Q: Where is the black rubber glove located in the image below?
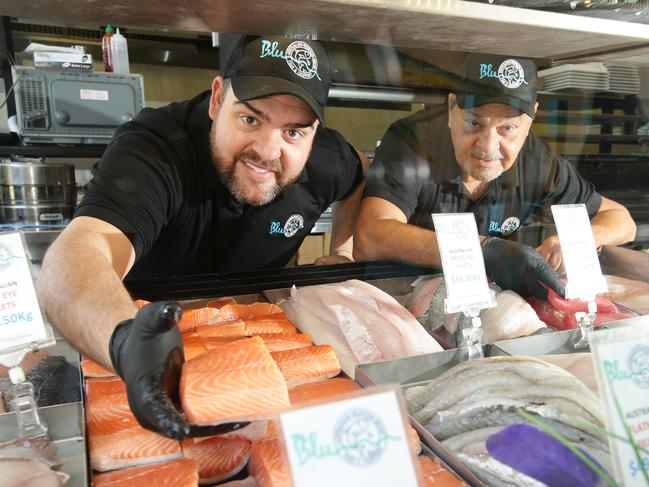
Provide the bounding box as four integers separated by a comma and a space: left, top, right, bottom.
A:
109, 301, 190, 440
482, 237, 565, 300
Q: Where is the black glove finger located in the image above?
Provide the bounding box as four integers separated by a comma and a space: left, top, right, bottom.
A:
131, 376, 191, 440
188, 422, 251, 438
535, 262, 566, 298
528, 278, 549, 301
136, 301, 183, 334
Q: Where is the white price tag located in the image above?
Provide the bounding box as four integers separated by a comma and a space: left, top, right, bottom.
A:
432, 213, 494, 313
590, 323, 649, 485
0, 232, 49, 353
551, 204, 607, 300
279, 387, 419, 487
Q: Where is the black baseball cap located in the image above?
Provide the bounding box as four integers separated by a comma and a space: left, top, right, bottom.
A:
455, 53, 538, 118
220, 34, 331, 125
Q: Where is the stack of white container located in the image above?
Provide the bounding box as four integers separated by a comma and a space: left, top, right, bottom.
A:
538, 62, 640, 95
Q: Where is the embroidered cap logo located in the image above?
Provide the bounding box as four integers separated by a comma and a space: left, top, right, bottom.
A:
285, 41, 321, 81
497, 59, 527, 89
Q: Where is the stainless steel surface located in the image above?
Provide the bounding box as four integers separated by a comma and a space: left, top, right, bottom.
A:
329, 86, 446, 105
491, 327, 594, 356
4, 0, 649, 60
356, 345, 507, 387
0, 161, 76, 226
413, 418, 486, 487
0, 162, 76, 186
0, 402, 87, 487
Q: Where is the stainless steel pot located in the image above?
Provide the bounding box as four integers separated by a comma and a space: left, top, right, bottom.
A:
0, 160, 76, 225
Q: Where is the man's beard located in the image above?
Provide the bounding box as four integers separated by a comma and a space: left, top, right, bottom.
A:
462, 150, 504, 182
210, 127, 299, 206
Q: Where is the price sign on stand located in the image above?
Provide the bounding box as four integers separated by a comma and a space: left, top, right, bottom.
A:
590, 323, 649, 486
551, 204, 607, 300
0, 232, 52, 362
432, 213, 495, 313
279, 386, 419, 487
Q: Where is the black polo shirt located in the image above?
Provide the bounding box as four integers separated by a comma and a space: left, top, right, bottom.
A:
75, 91, 363, 279
364, 106, 601, 239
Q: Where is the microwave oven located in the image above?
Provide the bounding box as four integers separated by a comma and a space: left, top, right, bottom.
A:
11, 66, 145, 144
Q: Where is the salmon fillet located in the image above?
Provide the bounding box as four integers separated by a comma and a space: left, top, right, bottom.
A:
256, 333, 312, 352
86, 389, 138, 436
249, 439, 292, 487
80, 357, 115, 378
133, 299, 149, 309
418, 455, 467, 486
180, 336, 291, 425
217, 303, 284, 321
181, 436, 250, 484
202, 336, 247, 350
195, 320, 247, 338
206, 297, 237, 308
287, 377, 358, 406
244, 317, 296, 335
182, 333, 208, 360
89, 425, 182, 472
85, 376, 125, 397
271, 345, 341, 387
92, 458, 199, 486
178, 307, 243, 333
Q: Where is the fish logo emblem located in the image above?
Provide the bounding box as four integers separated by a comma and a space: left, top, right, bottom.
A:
0, 243, 15, 271
498, 59, 527, 89
283, 214, 304, 238
285, 41, 320, 81
334, 408, 387, 467
500, 216, 521, 236
628, 344, 649, 389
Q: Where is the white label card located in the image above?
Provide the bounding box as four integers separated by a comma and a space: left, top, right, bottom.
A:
432, 213, 493, 313
551, 204, 607, 300
80, 89, 109, 101
590, 324, 649, 485
0, 232, 48, 351
279, 387, 419, 487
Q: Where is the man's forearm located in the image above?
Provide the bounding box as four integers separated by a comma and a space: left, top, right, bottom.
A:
36, 235, 137, 370
354, 218, 443, 268
328, 181, 365, 259
591, 209, 637, 248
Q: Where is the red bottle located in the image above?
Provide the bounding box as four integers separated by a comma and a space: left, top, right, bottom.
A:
102, 24, 114, 72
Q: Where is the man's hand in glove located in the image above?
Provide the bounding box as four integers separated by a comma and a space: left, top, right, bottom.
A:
109, 301, 190, 439
482, 237, 565, 300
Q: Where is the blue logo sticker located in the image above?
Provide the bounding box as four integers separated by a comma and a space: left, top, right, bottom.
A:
260, 40, 321, 81
269, 214, 304, 238
334, 408, 390, 467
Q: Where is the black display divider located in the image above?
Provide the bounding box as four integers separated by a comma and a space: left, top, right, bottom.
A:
124, 261, 438, 301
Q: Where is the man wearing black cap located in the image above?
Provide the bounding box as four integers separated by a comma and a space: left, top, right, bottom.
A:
354, 53, 636, 299
36, 35, 368, 439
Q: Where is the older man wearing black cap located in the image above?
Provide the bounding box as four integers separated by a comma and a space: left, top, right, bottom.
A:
36, 34, 368, 439
354, 53, 636, 299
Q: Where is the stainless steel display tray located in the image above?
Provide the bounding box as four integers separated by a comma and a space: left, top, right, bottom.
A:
0, 402, 87, 487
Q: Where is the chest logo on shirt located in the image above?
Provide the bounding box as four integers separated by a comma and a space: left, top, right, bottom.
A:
489, 216, 520, 236
269, 214, 305, 238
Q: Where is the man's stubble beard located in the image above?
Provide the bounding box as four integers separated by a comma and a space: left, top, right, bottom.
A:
210, 124, 302, 206
461, 150, 504, 182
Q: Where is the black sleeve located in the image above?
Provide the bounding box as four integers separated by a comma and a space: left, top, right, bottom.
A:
544, 153, 602, 217
314, 127, 363, 201
363, 123, 426, 219
74, 128, 183, 260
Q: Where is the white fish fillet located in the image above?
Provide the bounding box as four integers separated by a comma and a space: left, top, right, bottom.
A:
1, 459, 69, 487
481, 291, 547, 342
282, 280, 443, 376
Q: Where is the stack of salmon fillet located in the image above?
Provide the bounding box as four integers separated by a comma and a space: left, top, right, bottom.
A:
82, 298, 464, 486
